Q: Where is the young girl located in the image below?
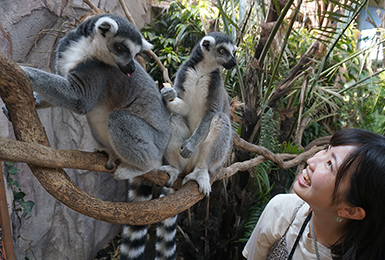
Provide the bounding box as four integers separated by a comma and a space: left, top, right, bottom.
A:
242, 128, 385, 260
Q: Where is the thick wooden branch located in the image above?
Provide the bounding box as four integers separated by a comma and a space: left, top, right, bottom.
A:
0, 136, 114, 173
0, 135, 181, 189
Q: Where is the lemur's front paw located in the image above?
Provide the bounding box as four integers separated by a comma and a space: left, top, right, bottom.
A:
159, 165, 180, 187
161, 87, 177, 102
180, 140, 194, 158
182, 169, 211, 196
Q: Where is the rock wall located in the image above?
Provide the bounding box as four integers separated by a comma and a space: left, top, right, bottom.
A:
0, 0, 152, 259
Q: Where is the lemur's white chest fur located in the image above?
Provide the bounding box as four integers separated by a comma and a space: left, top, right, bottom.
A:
57, 35, 114, 76
182, 62, 216, 131
86, 105, 112, 148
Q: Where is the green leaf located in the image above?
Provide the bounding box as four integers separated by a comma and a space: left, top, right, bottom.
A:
7, 177, 21, 189
8, 166, 20, 175
20, 200, 35, 217
13, 191, 26, 201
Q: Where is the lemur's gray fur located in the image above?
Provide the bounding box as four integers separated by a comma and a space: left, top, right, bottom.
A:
160, 32, 237, 196
20, 14, 170, 180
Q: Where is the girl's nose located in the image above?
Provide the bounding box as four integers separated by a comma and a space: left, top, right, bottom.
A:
306, 150, 324, 167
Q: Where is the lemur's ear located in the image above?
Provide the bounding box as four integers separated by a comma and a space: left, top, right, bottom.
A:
141, 38, 153, 51
95, 17, 118, 37
201, 35, 215, 51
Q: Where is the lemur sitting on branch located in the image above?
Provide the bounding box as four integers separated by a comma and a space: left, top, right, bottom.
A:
160, 31, 238, 196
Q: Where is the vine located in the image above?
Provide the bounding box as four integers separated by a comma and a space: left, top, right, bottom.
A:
4, 162, 34, 219
4, 162, 36, 260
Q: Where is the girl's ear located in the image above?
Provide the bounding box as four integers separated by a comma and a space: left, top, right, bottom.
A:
339, 206, 366, 220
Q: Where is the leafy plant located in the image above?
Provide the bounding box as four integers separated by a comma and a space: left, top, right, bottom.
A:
5, 162, 35, 218
141, 1, 205, 83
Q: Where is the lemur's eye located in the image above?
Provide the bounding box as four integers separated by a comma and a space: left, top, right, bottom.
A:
219, 48, 225, 54
117, 46, 124, 52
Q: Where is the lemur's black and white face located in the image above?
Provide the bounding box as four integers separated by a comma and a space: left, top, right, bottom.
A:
200, 34, 238, 70
93, 15, 153, 75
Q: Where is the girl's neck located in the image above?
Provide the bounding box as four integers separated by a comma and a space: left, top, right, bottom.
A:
309, 208, 347, 247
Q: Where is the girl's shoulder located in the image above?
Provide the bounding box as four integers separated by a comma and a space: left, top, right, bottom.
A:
269, 193, 305, 207
267, 193, 308, 218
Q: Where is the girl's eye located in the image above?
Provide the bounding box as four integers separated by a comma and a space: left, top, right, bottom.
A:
327, 160, 332, 168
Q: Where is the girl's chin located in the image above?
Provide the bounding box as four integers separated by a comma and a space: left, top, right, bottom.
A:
293, 184, 307, 201
293, 180, 307, 195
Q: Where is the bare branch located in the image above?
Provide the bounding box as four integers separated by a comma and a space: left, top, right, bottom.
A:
233, 133, 285, 167
0, 136, 114, 173
82, 0, 104, 14
118, 0, 137, 27
147, 51, 173, 85
214, 144, 325, 182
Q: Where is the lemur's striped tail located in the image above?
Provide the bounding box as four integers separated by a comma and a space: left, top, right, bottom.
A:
120, 178, 153, 260
155, 187, 177, 260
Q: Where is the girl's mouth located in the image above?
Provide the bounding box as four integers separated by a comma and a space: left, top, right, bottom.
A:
299, 169, 311, 187
302, 169, 311, 185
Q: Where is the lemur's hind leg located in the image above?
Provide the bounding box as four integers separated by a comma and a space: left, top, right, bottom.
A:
160, 116, 190, 187
155, 187, 177, 260
182, 113, 232, 196
107, 110, 165, 179
120, 178, 153, 260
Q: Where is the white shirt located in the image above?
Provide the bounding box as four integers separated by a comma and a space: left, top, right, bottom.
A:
243, 193, 332, 260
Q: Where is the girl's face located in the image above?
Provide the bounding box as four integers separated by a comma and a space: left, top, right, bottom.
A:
294, 145, 356, 212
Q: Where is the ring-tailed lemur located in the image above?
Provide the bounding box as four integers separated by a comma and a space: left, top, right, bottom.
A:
20, 14, 170, 178
13, 14, 176, 260
160, 32, 237, 196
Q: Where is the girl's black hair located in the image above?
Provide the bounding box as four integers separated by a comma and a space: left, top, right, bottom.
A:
329, 128, 385, 260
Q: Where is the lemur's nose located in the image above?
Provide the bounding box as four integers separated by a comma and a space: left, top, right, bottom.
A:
126, 61, 136, 74
119, 60, 136, 75
223, 57, 237, 70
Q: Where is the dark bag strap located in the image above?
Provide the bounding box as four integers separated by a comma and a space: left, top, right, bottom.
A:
287, 211, 313, 260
